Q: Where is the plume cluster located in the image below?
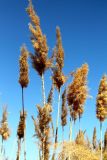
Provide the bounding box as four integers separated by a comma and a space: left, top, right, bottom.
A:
67, 64, 89, 120
32, 103, 52, 160
19, 45, 29, 88
96, 75, 107, 122
0, 107, 10, 140
26, 1, 53, 76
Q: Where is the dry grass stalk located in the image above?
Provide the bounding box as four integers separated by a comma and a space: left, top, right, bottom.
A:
93, 127, 97, 150
96, 75, 107, 160
0, 107, 10, 158
52, 28, 66, 146
47, 84, 54, 136
32, 103, 52, 160
26, 1, 54, 106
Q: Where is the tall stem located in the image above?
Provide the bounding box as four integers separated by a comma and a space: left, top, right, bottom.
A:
24, 132, 26, 160
55, 89, 61, 143
100, 122, 103, 160
16, 139, 21, 160
22, 87, 24, 116
41, 74, 46, 106
69, 117, 72, 142
79, 115, 81, 132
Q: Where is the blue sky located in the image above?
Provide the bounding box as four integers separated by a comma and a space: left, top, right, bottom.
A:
0, 0, 107, 159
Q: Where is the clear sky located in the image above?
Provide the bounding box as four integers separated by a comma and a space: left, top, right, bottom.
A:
0, 0, 107, 159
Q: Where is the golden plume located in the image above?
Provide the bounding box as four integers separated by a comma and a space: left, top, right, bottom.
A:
0, 107, 10, 141
67, 64, 89, 119
26, 1, 53, 76
17, 111, 27, 140
19, 45, 29, 88
96, 75, 107, 122
32, 103, 52, 160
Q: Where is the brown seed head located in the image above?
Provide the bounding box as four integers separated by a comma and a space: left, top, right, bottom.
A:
27, 1, 53, 76
0, 107, 10, 140
19, 45, 29, 88
96, 75, 107, 122
67, 64, 89, 119
56, 27, 64, 70
17, 111, 27, 139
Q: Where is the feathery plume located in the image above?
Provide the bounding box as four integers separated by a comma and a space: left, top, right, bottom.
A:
32, 103, 52, 160
67, 64, 89, 120
17, 111, 27, 140
26, 1, 53, 76
19, 45, 29, 88
96, 75, 107, 122
96, 75, 107, 160
0, 107, 10, 141
56, 27, 64, 71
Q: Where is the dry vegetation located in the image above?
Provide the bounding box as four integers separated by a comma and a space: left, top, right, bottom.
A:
0, 1, 107, 160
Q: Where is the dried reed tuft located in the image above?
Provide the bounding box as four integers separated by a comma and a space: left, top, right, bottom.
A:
32, 103, 52, 160
52, 67, 66, 91
67, 64, 89, 120
96, 75, 107, 160
56, 27, 64, 71
17, 111, 27, 140
0, 107, 10, 141
19, 45, 29, 88
96, 75, 107, 122
16, 111, 27, 160
26, 1, 53, 76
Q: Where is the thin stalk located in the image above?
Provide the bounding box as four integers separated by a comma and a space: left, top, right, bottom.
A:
79, 115, 81, 132
55, 89, 61, 144
100, 122, 103, 160
17, 139, 21, 160
22, 87, 24, 116
24, 131, 26, 160
41, 74, 46, 106
21, 87, 26, 160
69, 117, 72, 142
62, 127, 64, 143
1, 137, 3, 156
